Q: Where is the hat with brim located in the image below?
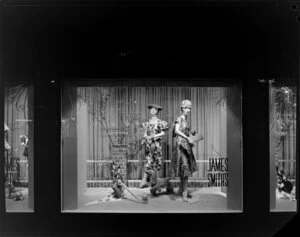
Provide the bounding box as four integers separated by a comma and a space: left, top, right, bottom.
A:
147, 104, 163, 111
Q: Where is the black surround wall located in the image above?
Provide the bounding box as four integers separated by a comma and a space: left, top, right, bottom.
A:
0, 1, 299, 236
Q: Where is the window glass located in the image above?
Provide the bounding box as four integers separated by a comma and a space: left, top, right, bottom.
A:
270, 83, 297, 211
4, 85, 34, 212
61, 81, 242, 212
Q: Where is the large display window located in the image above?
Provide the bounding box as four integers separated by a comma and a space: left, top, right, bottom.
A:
61, 80, 242, 212
4, 85, 34, 212
270, 82, 297, 211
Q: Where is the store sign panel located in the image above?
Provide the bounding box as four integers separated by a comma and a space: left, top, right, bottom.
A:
207, 158, 228, 187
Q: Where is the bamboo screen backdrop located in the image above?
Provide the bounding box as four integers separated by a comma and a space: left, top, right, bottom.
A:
76, 87, 228, 181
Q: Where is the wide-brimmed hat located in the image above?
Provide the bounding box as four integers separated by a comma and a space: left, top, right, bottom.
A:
147, 104, 163, 111
181, 100, 192, 108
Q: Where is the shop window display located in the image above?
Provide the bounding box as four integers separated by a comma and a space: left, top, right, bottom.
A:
270, 83, 297, 211
4, 85, 34, 212
61, 81, 242, 212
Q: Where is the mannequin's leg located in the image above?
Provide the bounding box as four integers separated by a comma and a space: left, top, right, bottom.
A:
182, 177, 188, 202
139, 172, 149, 188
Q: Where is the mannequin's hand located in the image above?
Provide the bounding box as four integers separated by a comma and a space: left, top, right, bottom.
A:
187, 137, 193, 144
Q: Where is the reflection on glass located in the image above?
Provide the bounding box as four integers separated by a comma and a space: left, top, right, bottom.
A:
270, 85, 297, 211
4, 85, 34, 212
62, 83, 242, 212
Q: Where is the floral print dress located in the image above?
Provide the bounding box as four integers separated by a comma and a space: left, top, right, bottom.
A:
142, 119, 168, 171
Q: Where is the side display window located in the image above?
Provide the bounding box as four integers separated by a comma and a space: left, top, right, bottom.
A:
4, 85, 34, 212
270, 83, 297, 211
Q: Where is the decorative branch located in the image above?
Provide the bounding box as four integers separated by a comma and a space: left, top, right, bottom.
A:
120, 111, 146, 158
5, 85, 29, 131
77, 87, 115, 146
274, 86, 297, 148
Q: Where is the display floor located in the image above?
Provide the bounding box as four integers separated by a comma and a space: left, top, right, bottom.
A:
272, 189, 297, 212
5, 188, 32, 212
70, 187, 234, 213
273, 199, 297, 212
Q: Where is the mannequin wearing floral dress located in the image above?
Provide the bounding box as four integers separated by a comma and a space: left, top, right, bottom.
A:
140, 104, 168, 189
